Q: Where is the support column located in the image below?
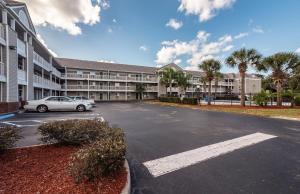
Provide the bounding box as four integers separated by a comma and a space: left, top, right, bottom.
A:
3, 10, 9, 102
11, 19, 15, 31
125, 74, 128, 101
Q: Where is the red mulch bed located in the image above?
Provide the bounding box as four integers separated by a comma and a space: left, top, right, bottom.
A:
0, 145, 127, 194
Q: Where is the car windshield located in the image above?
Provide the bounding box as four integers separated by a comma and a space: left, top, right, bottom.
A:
82, 97, 88, 100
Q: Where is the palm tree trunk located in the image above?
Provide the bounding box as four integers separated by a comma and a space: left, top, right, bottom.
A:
276, 82, 282, 106
240, 72, 246, 106
165, 86, 168, 96
214, 79, 218, 99
208, 81, 212, 105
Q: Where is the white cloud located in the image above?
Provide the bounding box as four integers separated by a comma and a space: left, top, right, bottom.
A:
166, 19, 183, 30
139, 45, 148, 51
253, 26, 264, 34
107, 27, 113, 33
234, 32, 248, 39
197, 31, 210, 42
223, 45, 234, 52
36, 34, 58, 57
178, 0, 236, 22
98, 59, 116, 63
112, 19, 117, 23
19, 0, 104, 35
295, 48, 300, 53
98, 0, 110, 9
156, 31, 247, 70
174, 59, 182, 64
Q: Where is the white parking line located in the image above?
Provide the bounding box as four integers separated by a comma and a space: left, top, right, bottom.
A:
1, 117, 105, 127
143, 132, 277, 177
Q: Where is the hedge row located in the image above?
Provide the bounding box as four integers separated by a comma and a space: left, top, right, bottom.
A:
295, 96, 300, 106
159, 97, 198, 105
38, 118, 126, 183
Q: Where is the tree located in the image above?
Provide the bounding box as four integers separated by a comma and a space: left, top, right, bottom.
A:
200, 76, 207, 97
258, 52, 300, 106
176, 72, 192, 97
199, 59, 221, 105
159, 67, 177, 96
135, 83, 146, 100
226, 48, 262, 106
214, 72, 224, 99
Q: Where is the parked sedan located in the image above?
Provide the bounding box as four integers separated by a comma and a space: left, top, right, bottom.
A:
24, 96, 93, 113
68, 96, 96, 107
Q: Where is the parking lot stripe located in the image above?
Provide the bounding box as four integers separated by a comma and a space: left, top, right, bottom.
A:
143, 132, 277, 177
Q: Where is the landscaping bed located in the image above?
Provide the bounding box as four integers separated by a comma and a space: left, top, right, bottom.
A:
148, 101, 300, 119
0, 145, 127, 194
0, 119, 128, 194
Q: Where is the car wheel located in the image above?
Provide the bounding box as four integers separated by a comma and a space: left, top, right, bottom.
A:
37, 105, 48, 113
77, 105, 86, 112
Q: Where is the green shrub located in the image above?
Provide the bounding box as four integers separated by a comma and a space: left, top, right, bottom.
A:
253, 91, 269, 106
159, 97, 181, 103
38, 119, 112, 145
159, 97, 197, 105
0, 125, 21, 153
68, 127, 126, 183
182, 98, 198, 105
295, 96, 300, 106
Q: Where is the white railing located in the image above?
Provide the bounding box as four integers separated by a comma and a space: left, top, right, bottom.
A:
33, 75, 61, 90
0, 24, 5, 40
33, 52, 52, 71
52, 67, 61, 77
62, 73, 158, 82
0, 62, 5, 76
17, 69, 26, 83
145, 86, 158, 92
17, 38, 26, 56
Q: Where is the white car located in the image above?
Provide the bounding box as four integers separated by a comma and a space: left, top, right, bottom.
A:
68, 96, 96, 107
24, 96, 93, 113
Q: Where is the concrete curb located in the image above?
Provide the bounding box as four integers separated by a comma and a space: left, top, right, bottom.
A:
121, 159, 131, 194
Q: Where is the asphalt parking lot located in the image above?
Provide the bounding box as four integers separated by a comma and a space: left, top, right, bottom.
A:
1, 102, 300, 194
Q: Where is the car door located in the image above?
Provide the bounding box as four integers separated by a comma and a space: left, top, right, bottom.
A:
58, 97, 76, 111
44, 97, 59, 110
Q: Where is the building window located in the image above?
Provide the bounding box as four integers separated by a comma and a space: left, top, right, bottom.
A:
18, 56, 25, 70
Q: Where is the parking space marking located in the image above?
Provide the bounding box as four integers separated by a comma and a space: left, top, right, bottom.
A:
143, 132, 277, 177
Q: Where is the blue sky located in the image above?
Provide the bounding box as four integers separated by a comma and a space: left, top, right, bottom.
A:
27, 0, 300, 73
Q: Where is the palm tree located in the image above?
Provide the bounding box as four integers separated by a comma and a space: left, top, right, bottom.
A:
214, 72, 224, 99
226, 48, 262, 106
200, 76, 207, 98
177, 72, 192, 97
135, 83, 146, 100
159, 67, 177, 96
199, 59, 221, 105
257, 52, 300, 106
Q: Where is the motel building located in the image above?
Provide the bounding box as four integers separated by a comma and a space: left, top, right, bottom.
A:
0, 0, 262, 114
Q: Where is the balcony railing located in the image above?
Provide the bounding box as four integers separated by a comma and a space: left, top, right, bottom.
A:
33, 52, 51, 71
17, 69, 27, 83
17, 38, 26, 57
0, 62, 5, 76
0, 24, 5, 40
62, 73, 158, 82
62, 84, 158, 92
33, 75, 61, 90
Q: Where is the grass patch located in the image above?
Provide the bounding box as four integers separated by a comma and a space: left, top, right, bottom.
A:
147, 101, 300, 119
